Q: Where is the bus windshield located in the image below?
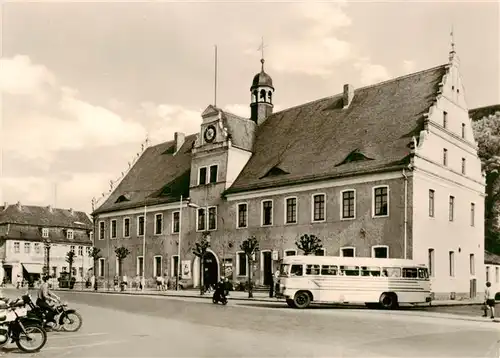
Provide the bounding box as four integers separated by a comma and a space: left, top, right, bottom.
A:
280, 264, 290, 277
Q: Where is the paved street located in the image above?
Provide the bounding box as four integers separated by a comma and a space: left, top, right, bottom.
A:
1, 289, 499, 357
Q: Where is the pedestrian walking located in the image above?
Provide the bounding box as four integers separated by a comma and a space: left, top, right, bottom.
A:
274, 270, 280, 297
162, 274, 168, 291
113, 275, 119, 291
483, 281, 496, 319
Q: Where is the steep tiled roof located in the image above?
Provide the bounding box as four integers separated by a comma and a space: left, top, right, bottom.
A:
0, 204, 92, 228
485, 250, 500, 265
469, 104, 500, 122
225, 64, 448, 194
93, 134, 197, 214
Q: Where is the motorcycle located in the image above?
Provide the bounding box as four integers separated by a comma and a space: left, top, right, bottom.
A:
212, 290, 228, 305
23, 294, 83, 332
0, 297, 47, 353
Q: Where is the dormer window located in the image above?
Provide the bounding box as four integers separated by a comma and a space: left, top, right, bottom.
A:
67, 229, 74, 240
42, 228, 49, 238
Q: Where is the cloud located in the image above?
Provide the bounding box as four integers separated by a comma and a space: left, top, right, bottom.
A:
2, 55, 147, 162
243, 2, 353, 77
354, 58, 391, 86
402, 60, 416, 74
0, 55, 56, 96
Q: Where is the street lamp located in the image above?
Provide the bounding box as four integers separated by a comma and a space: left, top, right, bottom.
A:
176, 197, 201, 291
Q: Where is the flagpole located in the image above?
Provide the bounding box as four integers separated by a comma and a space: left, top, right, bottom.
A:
214, 45, 218, 107
177, 195, 183, 290
142, 205, 146, 291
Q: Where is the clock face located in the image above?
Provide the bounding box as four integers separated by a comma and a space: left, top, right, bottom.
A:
204, 125, 216, 143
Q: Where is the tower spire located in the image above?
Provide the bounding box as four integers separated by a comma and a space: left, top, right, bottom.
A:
257, 36, 267, 71
450, 25, 455, 53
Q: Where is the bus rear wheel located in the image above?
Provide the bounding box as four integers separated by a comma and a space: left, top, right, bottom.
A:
379, 292, 398, 309
286, 299, 296, 308
293, 291, 311, 309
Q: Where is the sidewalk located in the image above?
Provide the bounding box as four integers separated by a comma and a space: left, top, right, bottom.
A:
52, 286, 485, 307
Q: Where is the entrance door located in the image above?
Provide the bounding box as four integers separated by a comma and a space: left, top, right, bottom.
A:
470, 278, 477, 298
4, 267, 12, 284
203, 252, 218, 288
262, 251, 272, 286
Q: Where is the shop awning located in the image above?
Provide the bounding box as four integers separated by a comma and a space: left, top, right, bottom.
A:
22, 263, 44, 274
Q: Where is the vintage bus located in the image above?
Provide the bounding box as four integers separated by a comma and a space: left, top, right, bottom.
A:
279, 255, 431, 309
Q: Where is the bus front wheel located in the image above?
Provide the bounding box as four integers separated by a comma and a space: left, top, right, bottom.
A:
379, 292, 398, 309
294, 291, 311, 309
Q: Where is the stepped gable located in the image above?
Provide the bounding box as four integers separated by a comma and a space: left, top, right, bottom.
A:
469, 104, 500, 122
225, 64, 448, 194
93, 134, 197, 215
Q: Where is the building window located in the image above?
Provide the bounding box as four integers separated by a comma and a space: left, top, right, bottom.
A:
34, 243, 40, 254
341, 190, 355, 219
469, 254, 475, 275
315, 248, 326, 256
285, 197, 297, 224
449, 251, 455, 277
171, 255, 179, 278
70, 245, 75, 253
110, 220, 117, 239
449, 196, 454, 221
42, 228, 49, 238
123, 218, 130, 238
24, 242, 30, 254
13, 242, 20, 253
99, 221, 105, 240
197, 208, 206, 231
428, 248, 435, 277
340, 247, 355, 257
496, 267, 499, 283
154, 214, 163, 235
443, 111, 448, 128
90, 232, 94, 243
486, 266, 490, 282
312, 194, 326, 222
137, 216, 145, 236
154, 256, 162, 277
443, 148, 448, 166
461, 123, 466, 138
373, 186, 389, 217
237, 252, 247, 276
86, 246, 91, 256
462, 158, 466, 174
209, 165, 218, 184
137, 256, 144, 277
78, 246, 83, 256
428, 189, 435, 217
284, 250, 297, 256
172, 211, 180, 233
98, 258, 105, 277
208, 207, 217, 230
262, 200, 273, 226
198, 167, 207, 185
372, 246, 389, 258
470, 203, 475, 227
237, 203, 248, 228
67, 229, 74, 240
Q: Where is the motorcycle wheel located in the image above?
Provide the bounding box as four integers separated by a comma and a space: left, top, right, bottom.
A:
15, 324, 47, 353
212, 298, 217, 304
222, 299, 228, 305
60, 312, 83, 332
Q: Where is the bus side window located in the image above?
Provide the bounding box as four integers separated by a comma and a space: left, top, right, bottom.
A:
340, 266, 360, 276
306, 265, 320, 275
418, 268, 428, 279
290, 265, 303, 276
362, 266, 381, 276
403, 268, 418, 278
383, 267, 401, 277
321, 265, 338, 275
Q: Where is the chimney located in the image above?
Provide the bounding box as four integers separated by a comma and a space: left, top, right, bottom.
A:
174, 132, 185, 153
15, 201, 22, 210
69, 208, 74, 215
47, 205, 53, 213
3, 202, 7, 211
343, 84, 355, 109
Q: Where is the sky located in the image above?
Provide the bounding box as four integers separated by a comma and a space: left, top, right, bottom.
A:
1, 0, 499, 214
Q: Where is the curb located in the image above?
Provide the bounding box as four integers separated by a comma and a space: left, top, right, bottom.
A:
51, 288, 486, 307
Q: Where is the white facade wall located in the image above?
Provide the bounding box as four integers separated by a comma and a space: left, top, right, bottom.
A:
411, 55, 486, 300
3, 240, 93, 283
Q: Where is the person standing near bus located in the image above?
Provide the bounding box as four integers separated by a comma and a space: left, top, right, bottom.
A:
483, 282, 495, 319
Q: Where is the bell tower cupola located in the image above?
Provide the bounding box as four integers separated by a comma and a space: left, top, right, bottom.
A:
250, 42, 274, 126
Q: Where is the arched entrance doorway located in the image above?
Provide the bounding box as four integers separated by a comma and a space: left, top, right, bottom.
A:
193, 250, 219, 289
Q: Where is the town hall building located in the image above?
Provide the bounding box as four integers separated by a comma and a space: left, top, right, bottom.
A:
92, 46, 486, 301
